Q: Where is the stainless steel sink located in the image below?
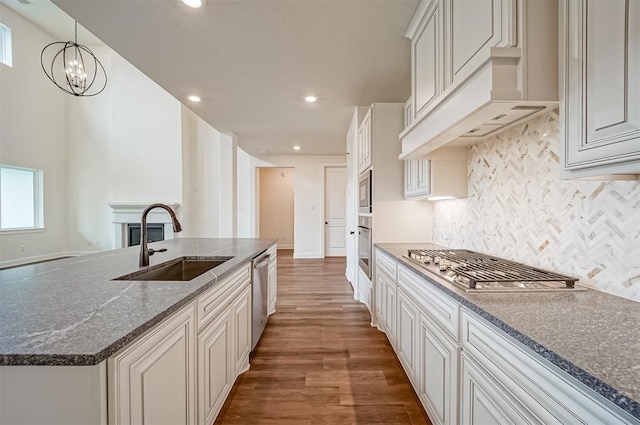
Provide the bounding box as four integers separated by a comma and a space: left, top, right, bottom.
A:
113, 256, 233, 281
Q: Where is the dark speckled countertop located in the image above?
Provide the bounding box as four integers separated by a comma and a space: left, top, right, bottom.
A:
376, 243, 640, 422
0, 238, 276, 366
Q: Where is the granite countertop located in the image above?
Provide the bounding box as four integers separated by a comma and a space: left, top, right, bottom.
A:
376, 243, 640, 421
0, 238, 276, 366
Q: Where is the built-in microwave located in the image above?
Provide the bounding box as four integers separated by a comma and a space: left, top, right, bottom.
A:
358, 170, 372, 214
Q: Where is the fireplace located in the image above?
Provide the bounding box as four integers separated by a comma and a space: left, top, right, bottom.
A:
109, 203, 180, 249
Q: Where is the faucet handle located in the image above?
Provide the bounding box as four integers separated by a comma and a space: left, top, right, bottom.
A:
148, 248, 168, 256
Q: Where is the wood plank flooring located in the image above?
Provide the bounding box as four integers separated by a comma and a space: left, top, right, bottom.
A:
214, 250, 432, 425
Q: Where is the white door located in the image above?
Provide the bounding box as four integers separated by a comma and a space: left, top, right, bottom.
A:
324, 166, 347, 257
346, 126, 357, 282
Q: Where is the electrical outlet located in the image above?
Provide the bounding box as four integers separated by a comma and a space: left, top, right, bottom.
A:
20, 245, 25, 252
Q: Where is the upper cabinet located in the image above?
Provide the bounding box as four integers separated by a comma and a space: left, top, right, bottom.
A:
403, 98, 468, 200
560, 0, 640, 179
358, 109, 373, 175
401, 0, 559, 158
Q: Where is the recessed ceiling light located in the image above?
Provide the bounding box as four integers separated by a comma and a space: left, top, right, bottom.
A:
182, 0, 204, 8
542, 133, 548, 137
188, 95, 201, 102
293, 146, 301, 151
305, 96, 317, 103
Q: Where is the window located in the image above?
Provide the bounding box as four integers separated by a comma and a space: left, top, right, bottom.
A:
0, 165, 44, 231
0, 23, 12, 67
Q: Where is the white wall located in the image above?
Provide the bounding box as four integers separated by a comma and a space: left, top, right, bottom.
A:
249, 155, 346, 258
259, 167, 294, 249
181, 106, 238, 238
0, 5, 68, 265
236, 148, 253, 238
65, 46, 113, 253
109, 54, 182, 204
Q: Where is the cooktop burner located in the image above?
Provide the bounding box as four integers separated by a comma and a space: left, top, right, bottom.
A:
404, 249, 583, 292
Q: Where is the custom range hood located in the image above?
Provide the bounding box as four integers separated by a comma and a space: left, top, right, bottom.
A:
399, 0, 559, 159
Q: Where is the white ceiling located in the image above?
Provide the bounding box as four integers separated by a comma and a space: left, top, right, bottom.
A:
8, 0, 418, 156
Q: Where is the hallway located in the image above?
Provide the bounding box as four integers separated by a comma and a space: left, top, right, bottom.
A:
214, 250, 431, 425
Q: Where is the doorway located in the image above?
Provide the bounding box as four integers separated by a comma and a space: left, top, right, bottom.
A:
258, 167, 294, 249
324, 166, 347, 257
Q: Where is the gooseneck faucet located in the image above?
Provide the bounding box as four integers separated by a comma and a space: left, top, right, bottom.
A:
139, 203, 182, 267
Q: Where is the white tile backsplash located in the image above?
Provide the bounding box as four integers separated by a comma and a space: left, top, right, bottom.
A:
432, 110, 640, 300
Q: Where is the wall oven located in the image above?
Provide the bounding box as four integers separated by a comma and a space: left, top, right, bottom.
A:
358, 215, 372, 278
358, 170, 372, 214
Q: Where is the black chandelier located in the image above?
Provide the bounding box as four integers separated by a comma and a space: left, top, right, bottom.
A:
40, 21, 107, 97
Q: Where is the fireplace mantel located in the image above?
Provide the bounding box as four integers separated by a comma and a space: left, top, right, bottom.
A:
109, 203, 181, 249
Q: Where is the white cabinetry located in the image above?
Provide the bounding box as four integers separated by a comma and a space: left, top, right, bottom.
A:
396, 290, 419, 386
400, 0, 558, 158
461, 309, 638, 425
397, 263, 460, 425
109, 305, 196, 425
374, 251, 639, 425
420, 313, 459, 425
109, 260, 258, 425
357, 108, 373, 175
560, 0, 640, 179
403, 97, 468, 200
197, 309, 232, 425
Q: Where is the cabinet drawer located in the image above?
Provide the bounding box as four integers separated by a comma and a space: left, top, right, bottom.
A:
398, 263, 459, 340
197, 263, 251, 330
265, 244, 277, 258
461, 309, 636, 425
375, 248, 397, 280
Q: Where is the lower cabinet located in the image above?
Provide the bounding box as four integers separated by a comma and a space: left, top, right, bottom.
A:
396, 290, 418, 386
233, 287, 252, 375
197, 309, 232, 425
419, 313, 459, 425
460, 354, 531, 425
108, 305, 196, 425
109, 261, 257, 425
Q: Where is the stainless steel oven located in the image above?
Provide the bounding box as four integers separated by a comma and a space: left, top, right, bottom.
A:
358, 170, 372, 214
358, 216, 372, 278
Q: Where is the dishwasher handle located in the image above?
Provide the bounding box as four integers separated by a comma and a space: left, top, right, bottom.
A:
253, 253, 271, 269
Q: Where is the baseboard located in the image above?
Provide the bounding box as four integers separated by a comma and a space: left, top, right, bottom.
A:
278, 243, 293, 249
293, 252, 322, 259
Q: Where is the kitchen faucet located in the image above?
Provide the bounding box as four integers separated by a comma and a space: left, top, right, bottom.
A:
139, 203, 182, 267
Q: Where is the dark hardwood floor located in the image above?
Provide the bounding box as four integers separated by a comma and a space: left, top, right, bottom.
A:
214, 250, 432, 425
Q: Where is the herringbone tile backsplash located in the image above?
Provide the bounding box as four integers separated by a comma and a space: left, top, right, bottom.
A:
432, 111, 640, 300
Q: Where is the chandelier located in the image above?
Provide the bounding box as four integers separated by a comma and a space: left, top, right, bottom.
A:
40, 22, 107, 97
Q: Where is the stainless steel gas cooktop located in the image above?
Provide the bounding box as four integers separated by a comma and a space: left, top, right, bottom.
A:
403, 249, 586, 293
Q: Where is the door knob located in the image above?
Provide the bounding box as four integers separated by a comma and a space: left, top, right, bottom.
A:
350, 231, 355, 234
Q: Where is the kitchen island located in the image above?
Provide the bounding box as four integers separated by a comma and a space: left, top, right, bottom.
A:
0, 238, 277, 425
375, 243, 640, 425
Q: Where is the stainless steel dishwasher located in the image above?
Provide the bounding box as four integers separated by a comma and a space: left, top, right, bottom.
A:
251, 250, 270, 350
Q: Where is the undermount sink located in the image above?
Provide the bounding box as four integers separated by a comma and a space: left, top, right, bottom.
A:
114, 256, 233, 281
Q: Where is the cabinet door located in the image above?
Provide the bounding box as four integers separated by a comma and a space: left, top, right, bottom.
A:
268, 258, 277, 315
460, 354, 538, 425
197, 310, 233, 425
384, 277, 397, 346
414, 159, 430, 196
413, 0, 443, 116
561, 0, 640, 177
397, 290, 418, 385
374, 270, 385, 325
404, 160, 416, 197
233, 287, 252, 375
358, 109, 373, 174
448, 0, 517, 86
419, 313, 459, 425
109, 306, 196, 425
